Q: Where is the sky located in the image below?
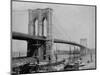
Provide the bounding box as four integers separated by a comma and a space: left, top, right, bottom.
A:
12, 1, 95, 56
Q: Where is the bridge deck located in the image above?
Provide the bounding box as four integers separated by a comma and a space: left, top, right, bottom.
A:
12, 32, 85, 48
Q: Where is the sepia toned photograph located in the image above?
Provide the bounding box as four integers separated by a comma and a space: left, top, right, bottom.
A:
11, 0, 96, 74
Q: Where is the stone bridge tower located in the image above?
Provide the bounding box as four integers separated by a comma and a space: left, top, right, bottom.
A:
80, 38, 87, 56
27, 8, 53, 61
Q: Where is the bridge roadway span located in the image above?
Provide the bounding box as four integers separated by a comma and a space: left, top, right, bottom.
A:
12, 32, 86, 48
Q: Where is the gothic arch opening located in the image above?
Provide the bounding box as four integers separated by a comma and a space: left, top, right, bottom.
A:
42, 17, 47, 37
34, 18, 38, 36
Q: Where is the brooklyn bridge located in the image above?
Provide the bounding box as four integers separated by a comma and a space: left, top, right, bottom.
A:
12, 8, 95, 74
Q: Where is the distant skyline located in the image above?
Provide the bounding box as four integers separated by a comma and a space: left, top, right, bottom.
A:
12, 1, 95, 56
